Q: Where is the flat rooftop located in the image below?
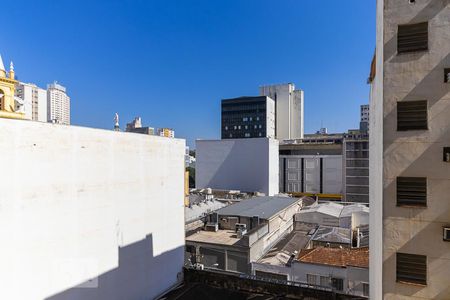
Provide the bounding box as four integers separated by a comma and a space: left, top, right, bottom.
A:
186, 229, 245, 247
215, 196, 301, 220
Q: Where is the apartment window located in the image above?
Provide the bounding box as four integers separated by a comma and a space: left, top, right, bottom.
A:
397, 177, 427, 207
397, 22, 428, 54
362, 283, 369, 296
397, 253, 427, 285
306, 274, 317, 285
397, 100, 428, 131
331, 278, 344, 291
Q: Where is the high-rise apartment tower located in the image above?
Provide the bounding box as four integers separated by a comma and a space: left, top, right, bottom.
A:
47, 81, 70, 125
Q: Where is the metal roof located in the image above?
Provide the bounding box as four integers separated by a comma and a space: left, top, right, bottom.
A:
215, 196, 301, 220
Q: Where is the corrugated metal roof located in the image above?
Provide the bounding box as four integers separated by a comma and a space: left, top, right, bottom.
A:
297, 202, 343, 218
215, 196, 301, 220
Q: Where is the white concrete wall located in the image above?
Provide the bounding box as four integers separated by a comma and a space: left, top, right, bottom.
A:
0, 118, 185, 300
369, 0, 384, 298
292, 89, 304, 139
266, 96, 276, 139
196, 138, 279, 196
38, 88, 48, 122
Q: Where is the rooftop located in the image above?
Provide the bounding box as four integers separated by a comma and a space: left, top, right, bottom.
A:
298, 202, 344, 219
186, 229, 244, 246
297, 247, 369, 268
311, 226, 351, 244
258, 223, 317, 266
215, 196, 301, 220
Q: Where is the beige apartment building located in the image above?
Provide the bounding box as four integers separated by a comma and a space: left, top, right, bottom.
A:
370, 0, 450, 299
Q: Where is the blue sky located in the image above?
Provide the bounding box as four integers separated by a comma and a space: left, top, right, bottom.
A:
1, 0, 375, 147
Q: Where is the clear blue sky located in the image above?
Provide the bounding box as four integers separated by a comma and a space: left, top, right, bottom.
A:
1, 0, 375, 147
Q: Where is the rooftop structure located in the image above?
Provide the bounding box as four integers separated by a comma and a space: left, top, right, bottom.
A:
185, 196, 304, 274
0, 55, 25, 120
309, 226, 352, 248
215, 196, 300, 220
298, 247, 369, 269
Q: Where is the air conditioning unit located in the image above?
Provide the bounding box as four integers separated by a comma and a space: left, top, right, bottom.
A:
443, 227, 450, 241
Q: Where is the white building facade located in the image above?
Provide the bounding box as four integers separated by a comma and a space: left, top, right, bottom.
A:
0, 118, 186, 300
47, 81, 70, 125
15, 82, 48, 122
196, 138, 279, 196
259, 83, 304, 140
370, 1, 450, 299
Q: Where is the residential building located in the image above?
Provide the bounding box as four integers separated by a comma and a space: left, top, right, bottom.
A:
15, 82, 47, 122
0, 55, 25, 120
47, 81, 70, 125
196, 138, 279, 196
252, 244, 369, 298
125, 117, 155, 135
343, 130, 369, 203
369, 1, 450, 299
185, 196, 303, 274
260, 83, 304, 140
360, 104, 369, 132
279, 140, 343, 195
293, 247, 369, 297
0, 117, 186, 299
158, 127, 175, 138
221, 96, 275, 139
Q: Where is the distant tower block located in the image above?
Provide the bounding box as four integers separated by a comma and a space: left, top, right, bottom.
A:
0, 55, 25, 119
114, 112, 120, 131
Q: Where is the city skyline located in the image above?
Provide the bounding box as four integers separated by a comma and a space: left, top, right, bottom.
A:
0, 0, 375, 147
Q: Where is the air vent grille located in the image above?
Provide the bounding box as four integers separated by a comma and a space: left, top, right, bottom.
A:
397, 253, 427, 285
397, 177, 427, 207
397, 100, 428, 131
398, 22, 428, 54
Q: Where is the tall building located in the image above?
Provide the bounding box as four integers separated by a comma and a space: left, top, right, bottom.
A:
221, 96, 275, 139
343, 130, 369, 203
259, 83, 304, 140
370, 1, 450, 299
0, 55, 25, 120
47, 81, 70, 125
279, 139, 343, 196
126, 117, 155, 135
360, 104, 369, 132
15, 82, 48, 122
158, 128, 175, 138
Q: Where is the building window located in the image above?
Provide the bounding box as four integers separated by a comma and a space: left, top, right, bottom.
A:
331, 278, 344, 291
259, 132, 262, 137
225, 126, 228, 130
397, 22, 428, 54
306, 274, 317, 285
320, 276, 329, 287
397, 177, 427, 207
245, 125, 248, 129
397, 100, 428, 131
256, 117, 260, 121
362, 283, 369, 296
244, 133, 250, 137
397, 253, 427, 285
243, 117, 248, 122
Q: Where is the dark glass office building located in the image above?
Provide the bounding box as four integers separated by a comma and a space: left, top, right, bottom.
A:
221, 96, 275, 139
